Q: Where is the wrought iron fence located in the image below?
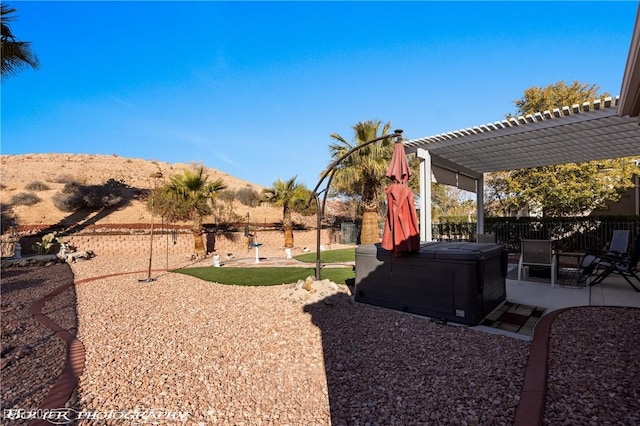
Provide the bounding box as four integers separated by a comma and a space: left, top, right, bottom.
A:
432, 216, 640, 253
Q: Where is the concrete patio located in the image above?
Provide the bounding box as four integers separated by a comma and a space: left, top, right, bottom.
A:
467, 263, 640, 342
506, 268, 640, 311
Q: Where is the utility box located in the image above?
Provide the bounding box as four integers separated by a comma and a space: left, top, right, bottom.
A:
355, 242, 508, 326
340, 222, 359, 244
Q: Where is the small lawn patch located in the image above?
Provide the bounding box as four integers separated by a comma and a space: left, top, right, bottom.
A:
294, 248, 355, 264
174, 266, 354, 286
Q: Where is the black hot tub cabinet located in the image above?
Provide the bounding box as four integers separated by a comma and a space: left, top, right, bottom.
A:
355, 242, 508, 326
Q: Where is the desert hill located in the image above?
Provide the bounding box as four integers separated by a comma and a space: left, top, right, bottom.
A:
1, 153, 287, 230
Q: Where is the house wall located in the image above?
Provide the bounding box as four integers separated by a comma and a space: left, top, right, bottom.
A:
593, 175, 640, 216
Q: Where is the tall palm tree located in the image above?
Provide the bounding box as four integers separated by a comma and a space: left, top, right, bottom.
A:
1, 4, 40, 80
327, 120, 394, 244
262, 177, 308, 256
153, 165, 226, 256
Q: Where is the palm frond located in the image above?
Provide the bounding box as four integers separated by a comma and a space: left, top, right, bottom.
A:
0, 4, 39, 80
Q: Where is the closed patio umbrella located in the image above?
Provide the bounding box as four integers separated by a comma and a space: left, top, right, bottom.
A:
381, 141, 420, 254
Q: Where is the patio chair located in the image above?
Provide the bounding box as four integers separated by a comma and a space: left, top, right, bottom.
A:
602, 229, 630, 256
569, 252, 603, 288
587, 233, 640, 292
518, 239, 557, 286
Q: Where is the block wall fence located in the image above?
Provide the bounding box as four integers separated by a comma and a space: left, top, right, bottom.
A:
2, 228, 346, 267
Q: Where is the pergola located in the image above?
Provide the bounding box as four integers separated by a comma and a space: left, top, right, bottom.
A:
404, 5, 640, 241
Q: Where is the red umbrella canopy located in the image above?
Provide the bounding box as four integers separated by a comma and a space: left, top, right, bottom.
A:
386, 141, 413, 183
381, 142, 420, 254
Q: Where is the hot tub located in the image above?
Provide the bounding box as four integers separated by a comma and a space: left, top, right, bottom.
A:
354, 242, 507, 325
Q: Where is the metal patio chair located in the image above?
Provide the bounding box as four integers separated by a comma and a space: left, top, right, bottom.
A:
563, 230, 631, 288
587, 233, 640, 292
603, 229, 630, 256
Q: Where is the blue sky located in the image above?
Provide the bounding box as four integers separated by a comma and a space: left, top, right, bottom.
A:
2, 1, 638, 189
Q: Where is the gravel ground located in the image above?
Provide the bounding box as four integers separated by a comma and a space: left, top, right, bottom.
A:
1, 264, 73, 412
69, 259, 529, 426
3, 256, 638, 425
544, 306, 640, 425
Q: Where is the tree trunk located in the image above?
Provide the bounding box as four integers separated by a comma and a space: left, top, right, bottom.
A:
193, 231, 206, 257
192, 210, 206, 257
360, 177, 381, 245
283, 205, 294, 248
360, 209, 380, 245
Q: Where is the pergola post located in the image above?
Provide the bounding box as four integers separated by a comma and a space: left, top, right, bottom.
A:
417, 148, 432, 242
476, 175, 484, 235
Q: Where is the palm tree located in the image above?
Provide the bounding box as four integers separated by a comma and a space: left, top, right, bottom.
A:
327, 120, 394, 244
262, 177, 308, 257
153, 165, 227, 256
1, 4, 40, 80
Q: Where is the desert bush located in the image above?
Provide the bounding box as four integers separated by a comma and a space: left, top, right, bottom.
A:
53, 178, 129, 212
32, 232, 59, 255
53, 174, 77, 184
104, 178, 130, 190
236, 187, 261, 207
218, 189, 236, 203
292, 196, 317, 216
11, 192, 41, 206
25, 181, 50, 191
62, 181, 81, 193
53, 187, 84, 212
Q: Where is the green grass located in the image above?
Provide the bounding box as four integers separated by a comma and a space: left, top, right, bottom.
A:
294, 248, 355, 263
174, 266, 355, 286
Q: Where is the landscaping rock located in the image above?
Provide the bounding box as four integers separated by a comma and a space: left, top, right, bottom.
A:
283, 275, 350, 305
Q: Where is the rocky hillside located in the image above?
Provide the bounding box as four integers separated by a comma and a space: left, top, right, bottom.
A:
1, 154, 286, 231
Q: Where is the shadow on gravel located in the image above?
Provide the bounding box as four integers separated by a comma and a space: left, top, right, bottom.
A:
0, 263, 79, 410
1, 275, 49, 295
304, 294, 435, 425
304, 287, 528, 425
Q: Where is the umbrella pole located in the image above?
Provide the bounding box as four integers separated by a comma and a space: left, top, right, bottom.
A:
315, 192, 322, 280
308, 130, 405, 281
389, 202, 394, 274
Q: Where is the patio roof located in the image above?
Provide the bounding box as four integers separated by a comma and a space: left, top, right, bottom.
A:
404, 96, 640, 175
619, 3, 640, 120
405, 3, 640, 176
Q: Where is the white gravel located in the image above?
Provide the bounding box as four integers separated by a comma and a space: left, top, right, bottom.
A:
4, 255, 637, 425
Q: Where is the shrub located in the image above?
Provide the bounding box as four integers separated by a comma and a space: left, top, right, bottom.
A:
104, 178, 130, 190
52, 178, 129, 212
25, 181, 50, 191
218, 189, 236, 203
53, 174, 77, 184
11, 192, 41, 206
61, 181, 82, 194
236, 187, 261, 207
52, 189, 84, 212
32, 232, 59, 255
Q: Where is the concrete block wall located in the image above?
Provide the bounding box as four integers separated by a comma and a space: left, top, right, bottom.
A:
58, 228, 340, 259
2, 228, 350, 269
207, 228, 340, 258
64, 233, 193, 257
